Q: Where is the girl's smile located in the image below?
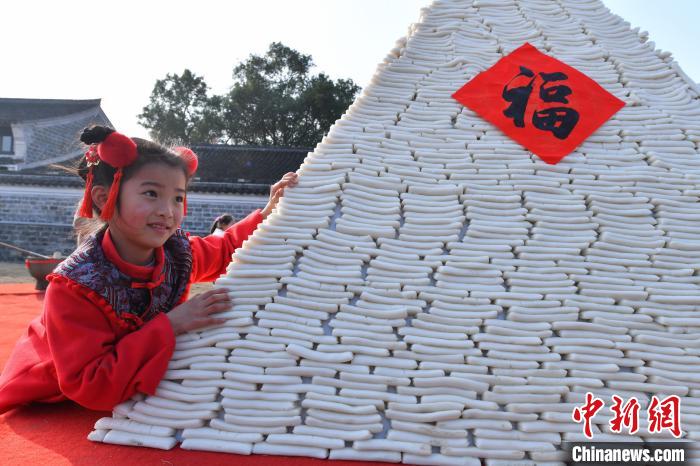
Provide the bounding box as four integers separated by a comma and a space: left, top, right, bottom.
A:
148, 222, 172, 234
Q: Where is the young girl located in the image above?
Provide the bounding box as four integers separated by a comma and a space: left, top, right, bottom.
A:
210, 213, 235, 237
0, 126, 298, 413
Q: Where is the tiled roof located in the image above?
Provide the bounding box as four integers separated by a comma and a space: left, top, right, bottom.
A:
189, 144, 309, 184
23, 109, 112, 165
0, 144, 310, 194
0, 98, 102, 125
0, 98, 112, 169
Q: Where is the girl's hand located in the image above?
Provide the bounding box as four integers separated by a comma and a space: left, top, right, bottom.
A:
167, 288, 231, 335
261, 172, 299, 219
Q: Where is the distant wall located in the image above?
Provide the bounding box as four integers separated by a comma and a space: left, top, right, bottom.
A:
0, 185, 266, 262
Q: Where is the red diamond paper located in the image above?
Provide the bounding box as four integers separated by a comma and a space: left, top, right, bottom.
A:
452, 42, 625, 164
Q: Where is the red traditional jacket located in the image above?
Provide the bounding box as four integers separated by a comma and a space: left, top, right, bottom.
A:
0, 210, 262, 413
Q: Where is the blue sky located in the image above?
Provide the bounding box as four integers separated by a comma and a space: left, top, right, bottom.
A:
1, 0, 697, 138
606, 0, 698, 82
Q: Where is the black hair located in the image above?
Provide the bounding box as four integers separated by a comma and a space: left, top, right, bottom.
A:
77, 126, 190, 190
209, 213, 235, 235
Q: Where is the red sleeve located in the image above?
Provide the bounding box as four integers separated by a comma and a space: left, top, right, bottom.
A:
189, 209, 263, 283
44, 280, 176, 411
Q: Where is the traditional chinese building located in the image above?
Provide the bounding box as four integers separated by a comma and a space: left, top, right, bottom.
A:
0, 98, 112, 171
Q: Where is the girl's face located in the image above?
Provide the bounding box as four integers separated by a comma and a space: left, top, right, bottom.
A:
106, 163, 187, 264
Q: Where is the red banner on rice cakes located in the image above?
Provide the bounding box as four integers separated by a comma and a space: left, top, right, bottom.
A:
452, 43, 625, 164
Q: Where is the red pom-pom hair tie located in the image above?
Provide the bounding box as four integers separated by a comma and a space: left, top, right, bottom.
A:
78, 131, 138, 220
97, 132, 137, 221
173, 147, 199, 217
174, 147, 198, 176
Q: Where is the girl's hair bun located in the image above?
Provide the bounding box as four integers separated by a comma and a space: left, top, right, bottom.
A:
80, 126, 115, 145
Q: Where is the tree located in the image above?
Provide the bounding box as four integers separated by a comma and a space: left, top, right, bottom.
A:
222, 43, 360, 146
138, 69, 222, 145
140, 43, 360, 147
297, 74, 360, 145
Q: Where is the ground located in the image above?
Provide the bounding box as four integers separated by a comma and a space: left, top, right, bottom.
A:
0, 262, 32, 284
0, 261, 213, 295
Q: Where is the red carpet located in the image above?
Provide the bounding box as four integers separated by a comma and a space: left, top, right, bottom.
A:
0, 283, 384, 466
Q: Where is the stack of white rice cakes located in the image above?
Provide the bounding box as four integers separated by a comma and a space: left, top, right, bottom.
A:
89, 0, 700, 464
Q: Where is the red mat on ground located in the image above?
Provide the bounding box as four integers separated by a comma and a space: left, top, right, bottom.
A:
0, 283, 384, 466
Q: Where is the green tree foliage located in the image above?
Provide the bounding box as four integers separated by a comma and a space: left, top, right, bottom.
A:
140, 43, 360, 147
138, 69, 222, 145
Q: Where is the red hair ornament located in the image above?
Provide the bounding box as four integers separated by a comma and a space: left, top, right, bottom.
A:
78, 131, 138, 220
173, 146, 199, 216
174, 147, 198, 176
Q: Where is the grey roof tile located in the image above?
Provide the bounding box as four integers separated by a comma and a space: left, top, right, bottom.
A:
23, 111, 111, 164
0, 98, 102, 124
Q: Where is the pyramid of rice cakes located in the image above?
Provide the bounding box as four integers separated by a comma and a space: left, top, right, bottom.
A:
90, 0, 700, 463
